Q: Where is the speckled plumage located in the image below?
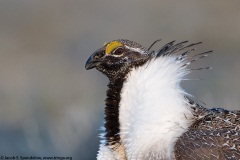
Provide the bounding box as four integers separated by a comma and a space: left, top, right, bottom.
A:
175, 97, 240, 160
85, 39, 240, 160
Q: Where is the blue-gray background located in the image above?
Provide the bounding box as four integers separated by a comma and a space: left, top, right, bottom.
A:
0, 0, 239, 159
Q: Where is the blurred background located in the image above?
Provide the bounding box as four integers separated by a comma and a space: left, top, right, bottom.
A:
0, 0, 239, 159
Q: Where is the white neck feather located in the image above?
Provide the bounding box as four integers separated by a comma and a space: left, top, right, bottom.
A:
119, 55, 194, 159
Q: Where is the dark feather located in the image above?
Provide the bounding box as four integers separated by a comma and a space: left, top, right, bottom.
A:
148, 39, 162, 51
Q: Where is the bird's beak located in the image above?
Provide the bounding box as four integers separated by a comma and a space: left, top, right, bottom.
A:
85, 54, 101, 70
85, 49, 105, 70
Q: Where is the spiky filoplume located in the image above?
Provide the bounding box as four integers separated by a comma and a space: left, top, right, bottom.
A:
85, 39, 240, 160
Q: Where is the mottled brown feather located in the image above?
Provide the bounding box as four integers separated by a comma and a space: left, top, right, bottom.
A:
175, 97, 240, 160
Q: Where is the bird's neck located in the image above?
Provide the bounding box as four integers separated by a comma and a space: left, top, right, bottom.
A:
103, 60, 148, 146
101, 78, 128, 160
104, 78, 125, 146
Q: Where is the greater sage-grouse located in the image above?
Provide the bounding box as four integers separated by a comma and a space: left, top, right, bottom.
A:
85, 39, 240, 160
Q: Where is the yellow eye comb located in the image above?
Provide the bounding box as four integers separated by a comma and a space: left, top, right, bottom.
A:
105, 41, 123, 55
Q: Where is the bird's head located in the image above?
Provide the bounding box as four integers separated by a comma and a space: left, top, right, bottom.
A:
85, 39, 150, 81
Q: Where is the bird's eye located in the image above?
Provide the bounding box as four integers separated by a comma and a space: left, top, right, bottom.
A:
114, 48, 124, 55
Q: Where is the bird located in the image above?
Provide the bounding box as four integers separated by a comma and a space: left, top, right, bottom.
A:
85, 39, 240, 160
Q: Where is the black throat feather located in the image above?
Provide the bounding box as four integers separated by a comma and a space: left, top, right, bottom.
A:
104, 78, 125, 146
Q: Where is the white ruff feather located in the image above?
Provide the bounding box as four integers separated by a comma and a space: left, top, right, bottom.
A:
119, 55, 194, 160
97, 55, 195, 160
